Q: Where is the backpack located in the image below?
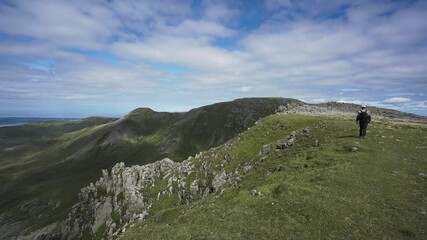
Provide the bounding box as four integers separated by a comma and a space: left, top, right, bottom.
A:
359, 111, 370, 122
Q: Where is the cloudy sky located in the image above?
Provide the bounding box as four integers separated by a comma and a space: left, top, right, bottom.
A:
0, 0, 426, 117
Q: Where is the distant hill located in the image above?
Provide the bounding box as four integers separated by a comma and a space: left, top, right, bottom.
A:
0, 117, 116, 138
0, 117, 79, 127
0, 97, 298, 239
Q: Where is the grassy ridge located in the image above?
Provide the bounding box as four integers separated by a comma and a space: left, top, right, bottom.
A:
123, 114, 427, 239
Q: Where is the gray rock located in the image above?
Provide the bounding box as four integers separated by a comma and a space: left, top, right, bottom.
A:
243, 165, 252, 173
260, 144, 271, 155
277, 136, 296, 149
249, 189, 262, 197
91, 197, 113, 234
190, 180, 199, 196
418, 173, 427, 178
102, 169, 109, 178
314, 139, 320, 147
303, 128, 310, 134
111, 162, 125, 175
275, 104, 289, 114
161, 157, 174, 165
212, 171, 227, 191
351, 147, 359, 152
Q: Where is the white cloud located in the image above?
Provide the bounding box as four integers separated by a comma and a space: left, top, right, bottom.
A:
337, 99, 363, 105
0, 0, 426, 116
0, 0, 119, 49
311, 98, 327, 103
201, 0, 237, 23
339, 89, 365, 92
382, 97, 412, 104
112, 36, 248, 75
157, 20, 236, 39
237, 86, 253, 93
109, 0, 190, 35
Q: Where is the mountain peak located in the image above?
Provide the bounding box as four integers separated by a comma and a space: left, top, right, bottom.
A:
127, 107, 156, 115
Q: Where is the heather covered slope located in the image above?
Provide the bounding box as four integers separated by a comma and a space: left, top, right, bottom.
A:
119, 114, 427, 240
0, 98, 297, 239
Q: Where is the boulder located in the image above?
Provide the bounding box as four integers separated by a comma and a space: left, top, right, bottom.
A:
243, 165, 252, 173
303, 128, 310, 134
260, 144, 272, 155
277, 136, 296, 149
250, 189, 262, 197
212, 171, 227, 191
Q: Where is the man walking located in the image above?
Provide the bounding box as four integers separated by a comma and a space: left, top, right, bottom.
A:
356, 105, 371, 138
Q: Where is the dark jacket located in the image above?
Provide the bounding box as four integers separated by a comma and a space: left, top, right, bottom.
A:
356, 110, 371, 124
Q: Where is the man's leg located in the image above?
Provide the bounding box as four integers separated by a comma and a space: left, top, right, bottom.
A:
362, 123, 368, 136
359, 123, 363, 137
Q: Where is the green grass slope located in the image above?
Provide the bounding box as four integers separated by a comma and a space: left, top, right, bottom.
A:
0, 117, 115, 140
123, 114, 427, 239
0, 98, 297, 238
0, 117, 117, 235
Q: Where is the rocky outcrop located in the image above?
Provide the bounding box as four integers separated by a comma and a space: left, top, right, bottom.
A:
60, 151, 246, 239
61, 158, 182, 239
275, 129, 310, 150
276, 102, 427, 122
276, 132, 297, 149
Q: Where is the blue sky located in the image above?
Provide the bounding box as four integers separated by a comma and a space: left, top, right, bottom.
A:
0, 0, 426, 117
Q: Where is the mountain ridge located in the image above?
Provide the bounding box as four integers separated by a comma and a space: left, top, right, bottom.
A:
0, 97, 299, 239
51, 109, 427, 239
2, 98, 426, 239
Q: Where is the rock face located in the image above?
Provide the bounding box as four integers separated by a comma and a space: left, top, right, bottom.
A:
61, 158, 183, 239
60, 151, 247, 239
